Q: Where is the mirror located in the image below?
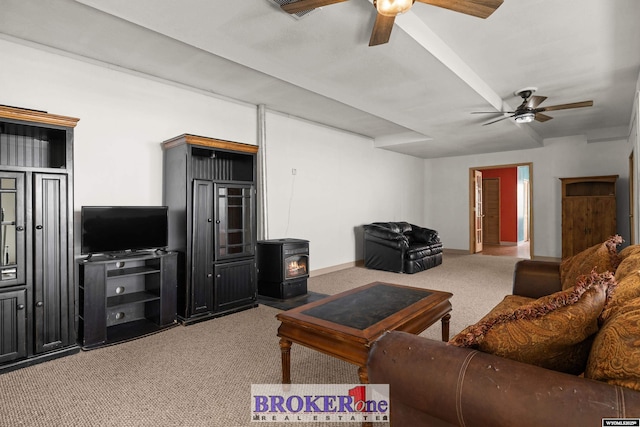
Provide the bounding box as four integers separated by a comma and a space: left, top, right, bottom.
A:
0, 178, 17, 280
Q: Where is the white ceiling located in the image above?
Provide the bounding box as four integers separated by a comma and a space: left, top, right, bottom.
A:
1, 0, 639, 158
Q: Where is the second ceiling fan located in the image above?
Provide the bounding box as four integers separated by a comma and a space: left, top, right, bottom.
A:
473, 89, 594, 126
280, 0, 504, 46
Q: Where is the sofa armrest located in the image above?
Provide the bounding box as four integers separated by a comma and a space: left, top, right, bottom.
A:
367, 331, 640, 427
364, 224, 409, 250
408, 223, 440, 245
512, 259, 562, 298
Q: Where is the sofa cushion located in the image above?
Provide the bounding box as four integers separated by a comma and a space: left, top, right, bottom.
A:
559, 235, 622, 290
450, 270, 615, 374
585, 297, 640, 391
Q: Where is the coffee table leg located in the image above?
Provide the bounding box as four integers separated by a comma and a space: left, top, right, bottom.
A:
279, 338, 292, 384
357, 366, 369, 384
441, 313, 451, 342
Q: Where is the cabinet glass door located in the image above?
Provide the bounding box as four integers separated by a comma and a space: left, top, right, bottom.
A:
0, 172, 25, 287
215, 184, 254, 260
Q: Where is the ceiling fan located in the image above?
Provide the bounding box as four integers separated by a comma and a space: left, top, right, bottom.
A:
279, 0, 503, 46
473, 89, 594, 126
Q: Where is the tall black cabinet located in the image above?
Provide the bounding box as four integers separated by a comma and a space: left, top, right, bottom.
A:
162, 134, 258, 324
0, 105, 79, 372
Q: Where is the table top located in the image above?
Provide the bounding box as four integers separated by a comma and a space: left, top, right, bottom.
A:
276, 282, 453, 342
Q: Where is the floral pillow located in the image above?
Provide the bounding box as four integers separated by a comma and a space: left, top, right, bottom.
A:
450, 270, 616, 374
585, 298, 640, 390
559, 235, 622, 290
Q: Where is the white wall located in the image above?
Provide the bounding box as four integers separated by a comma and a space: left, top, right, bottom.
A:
425, 136, 631, 258
264, 112, 425, 269
3, 36, 635, 266
0, 38, 257, 208
0, 38, 425, 271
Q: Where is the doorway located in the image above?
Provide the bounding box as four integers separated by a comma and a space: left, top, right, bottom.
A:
469, 163, 533, 259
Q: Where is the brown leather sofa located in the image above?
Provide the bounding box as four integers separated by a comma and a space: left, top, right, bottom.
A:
367, 247, 640, 426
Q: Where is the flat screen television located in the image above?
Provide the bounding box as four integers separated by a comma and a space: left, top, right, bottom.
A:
81, 206, 168, 256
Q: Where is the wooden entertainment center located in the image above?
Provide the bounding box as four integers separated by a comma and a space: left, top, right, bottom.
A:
77, 251, 178, 349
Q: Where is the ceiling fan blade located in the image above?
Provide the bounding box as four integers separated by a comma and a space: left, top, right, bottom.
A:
539, 100, 593, 112
526, 95, 547, 109
281, 0, 348, 14
483, 114, 514, 126
471, 111, 514, 114
535, 112, 553, 122
369, 13, 396, 46
415, 0, 503, 19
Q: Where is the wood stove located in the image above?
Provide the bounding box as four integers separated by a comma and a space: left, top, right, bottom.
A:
257, 238, 309, 299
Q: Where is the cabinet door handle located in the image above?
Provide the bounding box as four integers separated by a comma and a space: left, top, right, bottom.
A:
17, 304, 25, 310
36, 301, 43, 307
36, 225, 43, 230
207, 273, 212, 278
207, 218, 212, 222
16, 226, 24, 231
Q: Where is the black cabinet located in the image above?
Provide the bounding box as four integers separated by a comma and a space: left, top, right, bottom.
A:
77, 251, 177, 349
162, 134, 258, 324
0, 288, 27, 364
0, 105, 79, 373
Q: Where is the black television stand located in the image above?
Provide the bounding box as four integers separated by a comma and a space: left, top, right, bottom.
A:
77, 251, 178, 349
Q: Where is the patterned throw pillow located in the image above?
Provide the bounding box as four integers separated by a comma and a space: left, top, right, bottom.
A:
618, 244, 640, 261
614, 254, 640, 282
600, 271, 640, 322
449, 270, 616, 374
473, 294, 535, 324
559, 235, 622, 290
585, 298, 640, 390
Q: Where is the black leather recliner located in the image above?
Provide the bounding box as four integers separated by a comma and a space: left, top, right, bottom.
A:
363, 222, 443, 274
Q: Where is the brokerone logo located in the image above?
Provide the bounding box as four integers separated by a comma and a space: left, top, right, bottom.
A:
251, 383, 390, 423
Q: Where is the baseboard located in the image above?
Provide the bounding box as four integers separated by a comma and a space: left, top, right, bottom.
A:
309, 251, 560, 278
310, 260, 364, 277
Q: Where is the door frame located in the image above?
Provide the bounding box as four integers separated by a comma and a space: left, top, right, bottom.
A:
472, 170, 483, 253
469, 163, 534, 258
630, 150, 636, 245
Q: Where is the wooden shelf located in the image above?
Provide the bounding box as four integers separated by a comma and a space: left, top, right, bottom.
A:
107, 290, 160, 308
107, 266, 160, 278
105, 319, 175, 347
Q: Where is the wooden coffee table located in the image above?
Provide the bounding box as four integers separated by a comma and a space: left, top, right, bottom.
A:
276, 281, 453, 384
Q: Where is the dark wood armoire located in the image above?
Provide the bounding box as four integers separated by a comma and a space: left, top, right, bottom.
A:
560, 175, 618, 258
0, 105, 79, 373
162, 134, 258, 324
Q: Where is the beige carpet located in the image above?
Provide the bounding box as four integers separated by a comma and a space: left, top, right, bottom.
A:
0, 253, 521, 427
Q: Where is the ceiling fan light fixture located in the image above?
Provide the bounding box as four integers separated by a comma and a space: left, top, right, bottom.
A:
376, 0, 413, 17
515, 112, 535, 124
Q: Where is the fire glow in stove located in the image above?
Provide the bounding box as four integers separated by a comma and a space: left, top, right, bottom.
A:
257, 239, 309, 299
